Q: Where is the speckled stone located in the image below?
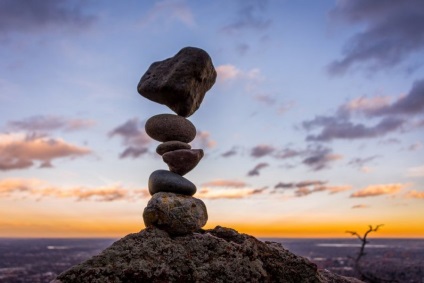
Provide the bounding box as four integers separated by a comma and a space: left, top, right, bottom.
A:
137, 47, 217, 117
156, 141, 191, 156
145, 114, 196, 143
162, 149, 204, 176
148, 169, 196, 196
143, 192, 208, 235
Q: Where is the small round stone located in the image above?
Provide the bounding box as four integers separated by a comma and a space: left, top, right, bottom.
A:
148, 169, 196, 196
145, 114, 196, 143
143, 192, 208, 235
162, 149, 204, 176
156, 141, 191, 156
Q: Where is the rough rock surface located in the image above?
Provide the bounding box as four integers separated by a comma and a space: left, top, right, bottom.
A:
156, 140, 191, 155
54, 226, 363, 283
163, 149, 204, 175
145, 114, 196, 143
137, 47, 217, 117
148, 169, 196, 196
143, 192, 207, 235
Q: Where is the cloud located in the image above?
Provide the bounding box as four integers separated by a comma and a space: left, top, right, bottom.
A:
0, 0, 95, 36
0, 178, 41, 196
0, 133, 90, 170
201, 179, 248, 188
302, 146, 343, 171
274, 182, 295, 189
0, 178, 148, 202
352, 204, 369, 209
404, 190, 424, 199
294, 185, 351, 197
406, 165, 424, 178
251, 144, 275, 158
408, 142, 423, 151
221, 0, 271, 35
247, 162, 269, 176
216, 64, 263, 84
109, 118, 151, 159
328, 0, 424, 75
350, 183, 408, 198
347, 155, 379, 170
304, 116, 405, 142
197, 187, 266, 200
274, 180, 327, 189
303, 79, 424, 142
140, 0, 195, 28
216, 65, 241, 81
192, 131, 216, 149
7, 115, 94, 132
221, 148, 238, 158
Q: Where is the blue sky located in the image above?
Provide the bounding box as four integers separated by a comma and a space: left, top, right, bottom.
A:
0, 0, 423, 237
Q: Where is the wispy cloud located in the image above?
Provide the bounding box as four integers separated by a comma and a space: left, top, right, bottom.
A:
216, 64, 263, 84
347, 155, 379, 171
140, 0, 195, 28
221, 147, 238, 158
406, 165, 424, 178
251, 144, 275, 158
0, 178, 148, 202
197, 187, 266, 200
301, 146, 343, 171
221, 0, 271, 35
0, 133, 90, 170
0, 0, 95, 36
7, 115, 95, 132
350, 183, 409, 198
352, 204, 369, 209
303, 79, 424, 142
201, 179, 248, 188
293, 185, 351, 198
404, 190, 424, 199
192, 131, 216, 149
247, 162, 269, 176
328, 0, 424, 75
109, 118, 151, 159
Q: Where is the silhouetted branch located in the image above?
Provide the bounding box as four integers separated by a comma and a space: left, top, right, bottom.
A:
346, 224, 385, 282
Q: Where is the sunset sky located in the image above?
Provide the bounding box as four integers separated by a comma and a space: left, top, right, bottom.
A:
1, 0, 423, 238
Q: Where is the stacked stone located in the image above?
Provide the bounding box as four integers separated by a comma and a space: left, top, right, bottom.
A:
137, 47, 217, 235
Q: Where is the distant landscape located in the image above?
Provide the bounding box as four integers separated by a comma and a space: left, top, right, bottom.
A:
0, 237, 422, 283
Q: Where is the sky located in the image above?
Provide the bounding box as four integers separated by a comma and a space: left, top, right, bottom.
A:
0, 0, 423, 238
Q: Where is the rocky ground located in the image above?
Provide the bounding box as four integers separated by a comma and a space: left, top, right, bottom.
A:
53, 226, 362, 283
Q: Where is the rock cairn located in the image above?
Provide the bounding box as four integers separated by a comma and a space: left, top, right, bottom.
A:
137, 47, 217, 235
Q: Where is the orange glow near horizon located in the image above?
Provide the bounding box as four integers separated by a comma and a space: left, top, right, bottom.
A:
2, 217, 423, 239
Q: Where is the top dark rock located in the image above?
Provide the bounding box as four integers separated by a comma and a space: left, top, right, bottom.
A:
137, 47, 217, 117
54, 226, 363, 283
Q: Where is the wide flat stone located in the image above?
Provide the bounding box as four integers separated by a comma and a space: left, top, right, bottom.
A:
143, 192, 208, 235
145, 114, 196, 143
162, 149, 204, 176
137, 47, 217, 117
156, 141, 191, 156
148, 169, 196, 196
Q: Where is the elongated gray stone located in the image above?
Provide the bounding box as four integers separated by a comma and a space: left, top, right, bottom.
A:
156, 141, 191, 155
143, 192, 207, 235
162, 149, 203, 176
137, 47, 217, 117
145, 114, 196, 143
148, 169, 196, 196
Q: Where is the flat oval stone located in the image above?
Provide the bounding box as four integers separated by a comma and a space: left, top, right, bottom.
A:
143, 192, 208, 235
145, 114, 196, 143
137, 47, 217, 117
156, 141, 191, 156
162, 149, 204, 176
148, 169, 196, 196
